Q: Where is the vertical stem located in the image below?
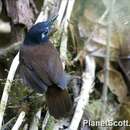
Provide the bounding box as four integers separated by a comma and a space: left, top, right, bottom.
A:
42, 111, 50, 130
100, 0, 116, 130
59, 0, 76, 68
57, 0, 68, 26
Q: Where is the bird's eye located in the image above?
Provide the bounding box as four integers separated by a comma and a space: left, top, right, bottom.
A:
41, 33, 45, 38
41, 29, 48, 39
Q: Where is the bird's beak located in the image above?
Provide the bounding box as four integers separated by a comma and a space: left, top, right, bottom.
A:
47, 15, 58, 36
47, 15, 58, 25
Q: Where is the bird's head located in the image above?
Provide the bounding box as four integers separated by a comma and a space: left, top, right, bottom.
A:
24, 15, 57, 45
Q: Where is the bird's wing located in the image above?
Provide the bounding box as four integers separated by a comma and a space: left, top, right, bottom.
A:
19, 63, 48, 93
19, 42, 67, 93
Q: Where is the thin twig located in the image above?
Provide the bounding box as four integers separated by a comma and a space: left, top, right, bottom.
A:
0, 41, 21, 57
98, 8, 109, 25
2, 117, 16, 130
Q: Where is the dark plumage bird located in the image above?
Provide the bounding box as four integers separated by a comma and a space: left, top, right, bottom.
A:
19, 16, 72, 119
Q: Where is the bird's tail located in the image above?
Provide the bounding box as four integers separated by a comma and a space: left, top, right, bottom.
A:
46, 85, 72, 119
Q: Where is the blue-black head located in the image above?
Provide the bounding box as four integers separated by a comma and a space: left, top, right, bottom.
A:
24, 15, 57, 45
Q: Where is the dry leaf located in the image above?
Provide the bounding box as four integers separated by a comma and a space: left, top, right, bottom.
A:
98, 67, 128, 103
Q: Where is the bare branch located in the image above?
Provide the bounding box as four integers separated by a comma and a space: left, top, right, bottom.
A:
0, 52, 20, 130
12, 111, 26, 130
69, 56, 95, 130
57, 0, 68, 26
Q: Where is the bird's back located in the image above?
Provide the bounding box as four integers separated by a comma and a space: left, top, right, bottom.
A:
19, 41, 67, 92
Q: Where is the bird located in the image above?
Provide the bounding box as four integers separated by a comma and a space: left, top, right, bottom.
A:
19, 16, 72, 119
